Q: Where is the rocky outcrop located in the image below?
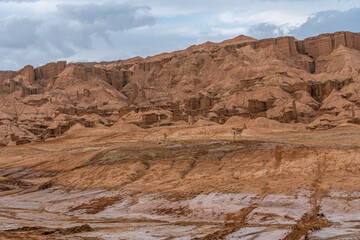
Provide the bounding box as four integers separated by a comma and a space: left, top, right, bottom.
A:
297, 31, 360, 58
251, 36, 298, 57
184, 94, 213, 116
19, 65, 35, 83
83, 89, 91, 98
65, 63, 128, 90
0, 65, 35, 84
21, 87, 45, 97
309, 78, 353, 102
0, 71, 16, 83
35, 61, 67, 81
24, 97, 49, 107
248, 99, 275, 114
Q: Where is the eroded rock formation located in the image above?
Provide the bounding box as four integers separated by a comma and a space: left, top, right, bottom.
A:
0, 31, 360, 145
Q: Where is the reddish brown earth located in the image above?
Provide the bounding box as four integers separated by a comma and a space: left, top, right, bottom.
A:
0, 32, 360, 239
0, 31, 360, 146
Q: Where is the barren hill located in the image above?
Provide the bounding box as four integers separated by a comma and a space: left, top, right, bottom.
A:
0, 31, 359, 145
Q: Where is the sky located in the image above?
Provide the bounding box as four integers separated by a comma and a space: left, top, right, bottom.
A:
0, 0, 359, 70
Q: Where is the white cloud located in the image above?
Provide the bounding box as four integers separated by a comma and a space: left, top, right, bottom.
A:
219, 10, 307, 26
246, 8, 360, 39
210, 27, 247, 36
290, 8, 360, 39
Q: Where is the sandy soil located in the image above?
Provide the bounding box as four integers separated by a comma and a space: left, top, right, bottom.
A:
1, 125, 360, 239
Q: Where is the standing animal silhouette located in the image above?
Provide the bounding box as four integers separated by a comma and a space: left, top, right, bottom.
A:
232, 124, 247, 139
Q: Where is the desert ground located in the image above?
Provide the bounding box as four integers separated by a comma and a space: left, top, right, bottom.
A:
1, 119, 360, 240
1, 31, 360, 239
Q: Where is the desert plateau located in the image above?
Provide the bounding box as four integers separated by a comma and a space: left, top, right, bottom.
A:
1, 31, 360, 239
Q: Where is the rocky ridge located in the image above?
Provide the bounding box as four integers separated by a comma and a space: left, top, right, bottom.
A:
0, 31, 360, 146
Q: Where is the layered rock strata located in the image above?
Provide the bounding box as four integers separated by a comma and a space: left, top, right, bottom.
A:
0, 31, 359, 145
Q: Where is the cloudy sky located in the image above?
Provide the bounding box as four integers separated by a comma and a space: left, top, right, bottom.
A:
0, 0, 359, 70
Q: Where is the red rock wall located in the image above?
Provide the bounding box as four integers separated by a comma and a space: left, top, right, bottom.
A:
249, 36, 297, 57
35, 61, 67, 80
19, 65, 35, 83
71, 64, 126, 90
0, 65, 35, 84
0, 71, 16, 83
297, 32, 360, 58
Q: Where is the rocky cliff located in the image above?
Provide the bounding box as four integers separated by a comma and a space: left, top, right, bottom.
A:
0, 31, 359, 146
297, 31, 360, 58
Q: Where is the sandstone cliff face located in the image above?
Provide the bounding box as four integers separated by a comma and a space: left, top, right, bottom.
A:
0, 31, 359, 145
297, 31, 360, 58
34, 61, 67, 81
251, 36, 298, 57
0, 71, 16, 83
19, 65, 36, 83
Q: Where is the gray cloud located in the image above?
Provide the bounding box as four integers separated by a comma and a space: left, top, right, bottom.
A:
247, 23, 285, 39
247, 8, 360, 40
0, 2, 156, 69
290, 8, 360, 39
57, 3, 155, 30
248, 8, 360, 39
0, 16, 40, 48
0, 0, 38, 2
54, 3, 155, 49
